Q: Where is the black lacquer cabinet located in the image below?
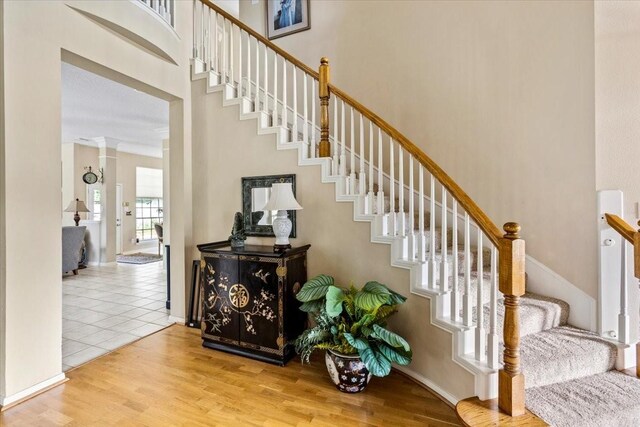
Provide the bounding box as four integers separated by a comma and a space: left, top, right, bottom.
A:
197, 242, 310, 366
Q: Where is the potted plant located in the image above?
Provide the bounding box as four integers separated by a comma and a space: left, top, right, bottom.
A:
294, 274, 412, 393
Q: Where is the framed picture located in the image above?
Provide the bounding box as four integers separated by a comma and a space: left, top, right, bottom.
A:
266, 0, 310, 40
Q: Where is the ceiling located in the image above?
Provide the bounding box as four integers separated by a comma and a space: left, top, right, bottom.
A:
61, 62, 169, 158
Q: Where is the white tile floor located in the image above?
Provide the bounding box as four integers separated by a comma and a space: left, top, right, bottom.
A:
62, 260, 172, 371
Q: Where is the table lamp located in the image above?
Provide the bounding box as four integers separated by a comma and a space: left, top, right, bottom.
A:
262, 183, 302, 252
65, 198, 91, 226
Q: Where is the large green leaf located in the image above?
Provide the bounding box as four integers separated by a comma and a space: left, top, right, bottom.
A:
376, 342, 412, 366
359, 342, 392, 377
387, 288, 407, 305
296, 275, 334, 302
372, 324, 411, 351
354, 281, 392, 311
298, 300, 324, 313
325, 286, 346, 318
343, 333, 369, 350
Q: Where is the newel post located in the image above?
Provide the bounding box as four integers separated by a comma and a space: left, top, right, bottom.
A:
318, 57, 331, 158
498, 222, 526, 417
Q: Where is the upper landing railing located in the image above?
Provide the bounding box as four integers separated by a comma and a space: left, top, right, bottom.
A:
139, 0, 175, 27
196, 0, 527, 416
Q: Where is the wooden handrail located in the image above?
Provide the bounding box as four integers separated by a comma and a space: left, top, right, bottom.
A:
605, 213, 635, 244
200, 0, 319, 80
199, 0, 502, 246
605, 213, 640, 280
329, 84, 503, 246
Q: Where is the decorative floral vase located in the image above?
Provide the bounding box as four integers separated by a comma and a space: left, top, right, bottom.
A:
325, 350, 372, 393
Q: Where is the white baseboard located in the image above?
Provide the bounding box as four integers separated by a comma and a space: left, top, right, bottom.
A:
0, 373, 67, 410
393, 365, 462, 405
168, 316, 185, 324
526, 255, 596, 331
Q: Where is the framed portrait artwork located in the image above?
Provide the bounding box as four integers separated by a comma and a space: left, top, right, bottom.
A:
266, 0, 310, 40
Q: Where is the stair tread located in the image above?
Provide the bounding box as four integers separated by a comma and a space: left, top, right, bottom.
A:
526, 371, 640, 427
508, 326, 617, 389
470, 291, 570, 338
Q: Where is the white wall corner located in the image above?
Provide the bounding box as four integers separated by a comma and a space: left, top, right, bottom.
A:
525, 255, 597, 332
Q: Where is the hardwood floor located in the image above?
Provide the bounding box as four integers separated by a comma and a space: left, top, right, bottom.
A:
0, 325, 460, 426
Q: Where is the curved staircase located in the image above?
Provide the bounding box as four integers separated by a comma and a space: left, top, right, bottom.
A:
191, 1, 640, 425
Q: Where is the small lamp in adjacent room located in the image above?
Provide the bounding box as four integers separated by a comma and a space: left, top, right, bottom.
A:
263, 183, 302, 252
64, 198, 91, 226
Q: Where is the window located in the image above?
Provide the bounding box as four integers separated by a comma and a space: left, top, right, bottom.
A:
136, 197, 163, 241
87, 187, 101, 222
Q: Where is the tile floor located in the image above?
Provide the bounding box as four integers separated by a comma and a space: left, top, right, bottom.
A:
62, 259, 173, 371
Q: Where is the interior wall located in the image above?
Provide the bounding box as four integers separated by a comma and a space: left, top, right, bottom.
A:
61, 143, 164, 254
1, 0, 192, 401
117, 152, 163, 254
191, 78, 475, 400
240, 0, 598, 298
595, 2, 640, 223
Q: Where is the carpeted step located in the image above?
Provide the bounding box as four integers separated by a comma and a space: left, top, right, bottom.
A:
508, 326, 617, 389
472, 292, 570, 339
526, 371, 640, 427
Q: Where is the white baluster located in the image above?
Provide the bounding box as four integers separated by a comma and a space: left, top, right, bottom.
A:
450, 201, 459, 322
213, 12, 218, 72
349, 107, 356, 194
237, 29, 243, 97
440, 188, 448, 293
463, 213, 472, 327
368, 122, 374, 215
282, 61, 288, 132
429, 175, 437, 289
475, 231, 485, 362
192, 0, 197, 58
408, 156, 415, 259
619, 239, 630, 344
418, 165, 426, 263
205, 8, 210, 69
389, 138, 396, 236
359, 114, 366, 196
332, 96, 339, 175
254, 40, 260, 112
245, 34, 251, 100
340, 100, 346, 177
398, 145, 405, 238
303, 74, 309, 150
292, 67, 298, 141
311, 80, 316, 158
263, 44, 268, 113
488, 246, 499, 368
229, 20, 234, 84
222, 18, 227, 83
272, 53, 278, 125
200, 1, 205, 60
376, 128, 384, 217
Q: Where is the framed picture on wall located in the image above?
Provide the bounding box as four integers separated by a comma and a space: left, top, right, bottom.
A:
266, 0, 310, 40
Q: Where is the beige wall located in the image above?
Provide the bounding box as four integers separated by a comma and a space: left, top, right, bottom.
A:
117, 151, 163, 254
1, 0, 192, 400
596, 2, 640, 222
191, 78, 475, 400
61, 144, 164, 254
240, 1, 598, 298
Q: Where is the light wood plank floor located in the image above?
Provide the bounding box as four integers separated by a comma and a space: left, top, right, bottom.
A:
0, 325, 460, 426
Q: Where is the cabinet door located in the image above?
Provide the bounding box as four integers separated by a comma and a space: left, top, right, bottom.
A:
237, 257, 280, 351
201, 255, 240, 344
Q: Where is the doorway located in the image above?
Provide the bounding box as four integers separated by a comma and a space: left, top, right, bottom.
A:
116, 183, 123, 255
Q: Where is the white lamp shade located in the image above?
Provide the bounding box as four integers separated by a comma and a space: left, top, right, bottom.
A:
263, 183, 302, 211
64, 198, 90, 213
